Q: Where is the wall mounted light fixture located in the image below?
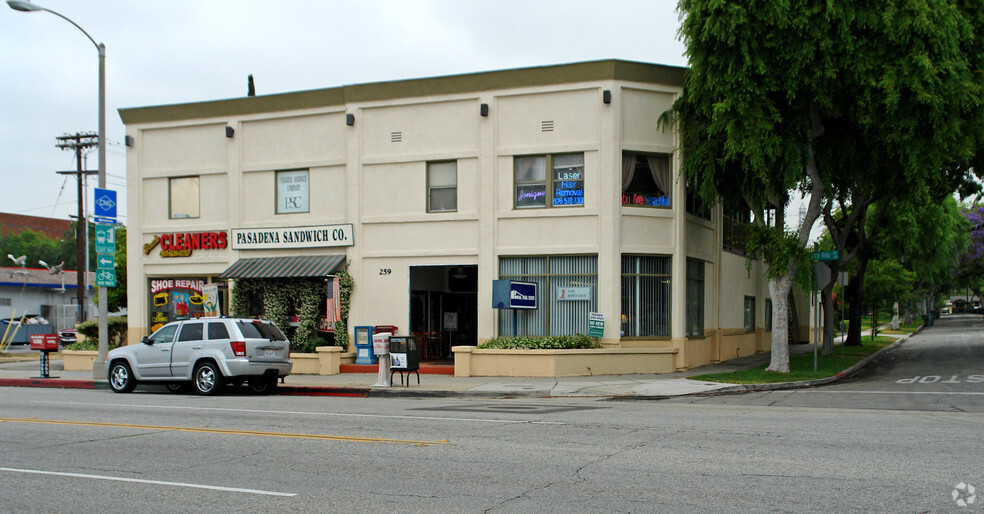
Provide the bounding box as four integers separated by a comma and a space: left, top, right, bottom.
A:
480, 103, 489, 117
225, 126, 234, 138
603, 90, 612, 104
124, 135, 134, 147
346, 113, 355, 126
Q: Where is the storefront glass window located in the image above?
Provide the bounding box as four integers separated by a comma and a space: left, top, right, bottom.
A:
621, 256, 672, 337
149, 278, 225, 333
498, 255, 597, 336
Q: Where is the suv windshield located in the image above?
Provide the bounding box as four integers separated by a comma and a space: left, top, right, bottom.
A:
236, 321, 287, 341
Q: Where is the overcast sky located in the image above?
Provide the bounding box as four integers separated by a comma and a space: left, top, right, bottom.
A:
1, 0, 686, 224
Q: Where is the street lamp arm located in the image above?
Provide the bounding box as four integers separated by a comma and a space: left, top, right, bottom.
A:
6, 0, 103, 54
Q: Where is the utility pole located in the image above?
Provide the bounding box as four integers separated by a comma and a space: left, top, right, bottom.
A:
56, 132, 97, 324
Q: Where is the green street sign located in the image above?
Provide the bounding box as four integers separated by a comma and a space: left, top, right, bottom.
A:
95, 225, 116, 255
96, 269, 116, 288
96, 253, 114, 270
811, 250, 839, 261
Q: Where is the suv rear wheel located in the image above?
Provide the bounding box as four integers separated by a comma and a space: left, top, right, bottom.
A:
193, 361, 224, 395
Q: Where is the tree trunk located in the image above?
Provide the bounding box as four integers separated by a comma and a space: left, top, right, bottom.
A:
767, 274, 793, 372
821, 282, 835, 355
846, 257, 869, 346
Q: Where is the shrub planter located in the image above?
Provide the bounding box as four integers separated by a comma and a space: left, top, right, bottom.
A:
452, 346, 678, 377
62, 350, 98, 371
316, 346, 343, 375
291, 352, 319, 374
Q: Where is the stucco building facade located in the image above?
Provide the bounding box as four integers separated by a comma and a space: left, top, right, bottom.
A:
120, 59, 795, 373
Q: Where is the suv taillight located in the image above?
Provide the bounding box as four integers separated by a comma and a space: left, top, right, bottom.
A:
230, 341, 246, 356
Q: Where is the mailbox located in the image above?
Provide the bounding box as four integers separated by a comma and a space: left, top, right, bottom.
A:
30, 333, 59, 351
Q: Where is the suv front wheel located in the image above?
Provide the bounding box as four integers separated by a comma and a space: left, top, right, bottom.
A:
193, 361, 225, 395
109, 361, 136, 393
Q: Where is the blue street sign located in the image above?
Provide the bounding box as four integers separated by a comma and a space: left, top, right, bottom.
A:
93, 187, 117, 225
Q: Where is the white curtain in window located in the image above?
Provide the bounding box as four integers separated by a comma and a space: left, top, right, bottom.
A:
516, 156, 544, 182
646, 155, 670, 197
621, 154, 637, 192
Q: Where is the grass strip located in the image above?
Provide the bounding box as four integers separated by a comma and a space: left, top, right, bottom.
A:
690, 336, 894, 384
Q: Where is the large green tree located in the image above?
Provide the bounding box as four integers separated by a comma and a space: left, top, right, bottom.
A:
672, 0, 982, 371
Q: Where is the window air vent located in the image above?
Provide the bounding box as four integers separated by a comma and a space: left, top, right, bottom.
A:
390, 131, 402, 143
541, 120, 554, 132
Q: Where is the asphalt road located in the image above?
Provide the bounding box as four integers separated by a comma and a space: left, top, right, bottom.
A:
1, 383, 981, 511
671, 313, 984, 413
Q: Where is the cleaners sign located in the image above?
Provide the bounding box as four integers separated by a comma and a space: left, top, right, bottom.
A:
231, 224, 354, 250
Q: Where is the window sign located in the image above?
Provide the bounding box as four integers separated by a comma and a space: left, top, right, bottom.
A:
515, 156, 547, 208
552, 154, 584, 206
149, 278, 207, 333
277, 169, 309, 214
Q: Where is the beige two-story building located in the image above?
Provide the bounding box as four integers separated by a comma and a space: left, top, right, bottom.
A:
120, 59, 800, 375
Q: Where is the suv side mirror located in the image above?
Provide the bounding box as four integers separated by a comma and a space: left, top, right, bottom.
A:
141, 336, 152, 345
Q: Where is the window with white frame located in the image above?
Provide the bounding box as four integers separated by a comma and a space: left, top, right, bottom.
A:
169, 176, 200, 219
621, 255, 671, 337
498, 255, 597, 336
622, 152, 671, 207
514, 153, 584, 209
427, 161, 457, 212
744, 296, 756, 332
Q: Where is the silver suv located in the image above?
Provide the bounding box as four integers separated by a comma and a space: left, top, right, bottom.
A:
106, 318, 292, 395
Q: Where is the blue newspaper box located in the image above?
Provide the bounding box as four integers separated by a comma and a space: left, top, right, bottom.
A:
354, 325, 376, 364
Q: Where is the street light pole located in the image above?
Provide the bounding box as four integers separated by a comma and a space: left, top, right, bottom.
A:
9, 0, 109, 378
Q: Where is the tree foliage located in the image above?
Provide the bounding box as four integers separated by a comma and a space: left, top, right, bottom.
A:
672, 0, 983, 369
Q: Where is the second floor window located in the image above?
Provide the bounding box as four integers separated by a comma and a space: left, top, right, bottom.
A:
515, 153, 584, 209
169, 176, 200, 219
427, 161, 457, 212
622, 153, 670, 208
276, 169, 309, 214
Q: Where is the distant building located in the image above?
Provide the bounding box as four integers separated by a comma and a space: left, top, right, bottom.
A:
0, 213, 93, 341
0, 266, 95, 341
0, 212, 71, 240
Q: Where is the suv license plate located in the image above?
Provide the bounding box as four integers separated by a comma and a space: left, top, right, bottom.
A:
264, 349, 274, 357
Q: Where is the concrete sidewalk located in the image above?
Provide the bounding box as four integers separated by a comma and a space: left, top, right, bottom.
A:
0, 329, 910, 399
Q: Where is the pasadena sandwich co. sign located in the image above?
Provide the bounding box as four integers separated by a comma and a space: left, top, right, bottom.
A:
231, 224, 354, 250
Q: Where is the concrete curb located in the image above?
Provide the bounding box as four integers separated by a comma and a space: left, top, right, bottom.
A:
684, 330, 916, 397
0, 328, 918, 398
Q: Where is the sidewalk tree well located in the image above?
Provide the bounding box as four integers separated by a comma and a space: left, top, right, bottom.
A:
669, 1, 984, 369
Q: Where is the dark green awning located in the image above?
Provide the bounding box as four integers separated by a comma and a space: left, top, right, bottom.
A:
219, 254, 345, 279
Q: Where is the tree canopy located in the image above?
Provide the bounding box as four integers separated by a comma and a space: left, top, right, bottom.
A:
672, 0, 983, 371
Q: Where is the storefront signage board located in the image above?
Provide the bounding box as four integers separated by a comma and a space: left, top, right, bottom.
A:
95, 225, 115, 254
557, 287, 591, 301
231, 224, 354, 250
588, 312, 605, 338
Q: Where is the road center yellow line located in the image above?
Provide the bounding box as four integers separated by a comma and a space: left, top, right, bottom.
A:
0, 417, 448, 446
